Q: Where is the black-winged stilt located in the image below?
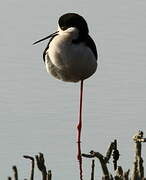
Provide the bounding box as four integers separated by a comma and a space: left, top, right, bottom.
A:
33, 13, 98, 144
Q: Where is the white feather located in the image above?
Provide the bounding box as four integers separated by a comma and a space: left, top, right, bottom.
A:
45, 27, 97, 82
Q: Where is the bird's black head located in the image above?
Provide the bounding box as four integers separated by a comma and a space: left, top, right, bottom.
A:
33, 13, 90, 45
58, 13, 89, 40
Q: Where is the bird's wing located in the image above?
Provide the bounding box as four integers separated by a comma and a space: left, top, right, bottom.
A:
85, 35, 98, 60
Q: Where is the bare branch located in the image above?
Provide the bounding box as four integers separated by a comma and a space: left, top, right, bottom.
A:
82, 150, 110, 178
35, 153, 47, 180
47, 170, 52, 180
91, 160, 95, 180
123, 169, 130, 180
104, 142, 115, 163
12, 166, 18, 180
23, 155, 35, 180
114, 166, 123, 179
131, 131, 144, 180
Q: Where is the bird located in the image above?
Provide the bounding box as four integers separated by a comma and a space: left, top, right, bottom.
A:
33, 13, 98, 143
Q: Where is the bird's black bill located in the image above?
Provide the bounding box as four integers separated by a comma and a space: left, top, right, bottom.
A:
33, 31, 59, 45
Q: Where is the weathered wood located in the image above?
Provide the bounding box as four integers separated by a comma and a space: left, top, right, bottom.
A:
114, 166, 123, 180
23, 155, 35, 180
12, 166, 18, 180
6, 131, 146, 180
123, 169, 130, 180
112, 140, 120, 171
131, 131, 145, 180
47, 170, 52, 180
104, 142, 115, 163
82, 141, 118, 179
91, 160, 95, 180
82, 150, 111, 179
35, 153, 47, 180
82, 131, 145, 179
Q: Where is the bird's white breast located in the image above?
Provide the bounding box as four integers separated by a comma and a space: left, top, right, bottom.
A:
45, 28, 97, 82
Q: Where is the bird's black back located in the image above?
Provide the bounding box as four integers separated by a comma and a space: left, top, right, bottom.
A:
72, 35, 97, 60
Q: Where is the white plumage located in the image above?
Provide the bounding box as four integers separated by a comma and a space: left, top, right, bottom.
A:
33, 13, 98, 143
45, 27, 97, 82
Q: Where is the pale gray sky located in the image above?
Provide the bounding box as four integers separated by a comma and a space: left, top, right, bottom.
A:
0, 0, 146, 179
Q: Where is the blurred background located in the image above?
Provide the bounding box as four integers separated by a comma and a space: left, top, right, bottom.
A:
0, 0, 146, 179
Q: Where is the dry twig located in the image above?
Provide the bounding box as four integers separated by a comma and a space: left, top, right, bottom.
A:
35, 153, 47, 180
23, 155, 35, 180
12, 166, 18, 180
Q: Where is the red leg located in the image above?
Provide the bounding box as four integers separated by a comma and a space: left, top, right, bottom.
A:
77, 80, 84, 180
77, 140, 83, 180
77, 80, 84, 143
